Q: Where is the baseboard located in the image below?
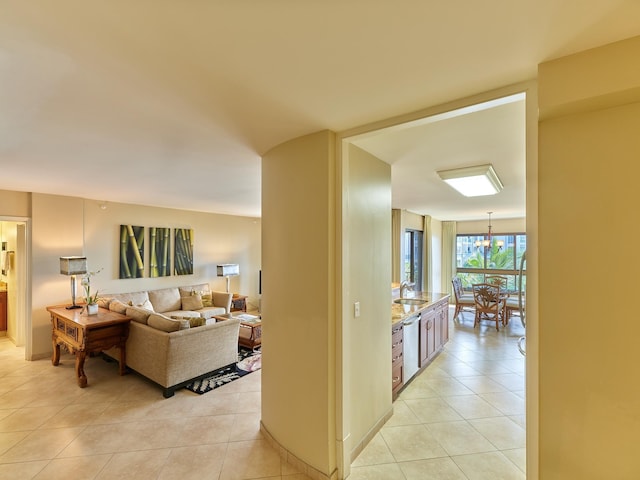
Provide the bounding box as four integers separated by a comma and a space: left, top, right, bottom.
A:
260, 422, 338, 480
349, 405, 394, 463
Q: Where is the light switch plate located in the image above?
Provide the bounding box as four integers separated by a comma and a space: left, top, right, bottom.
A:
354, 301, 360, 318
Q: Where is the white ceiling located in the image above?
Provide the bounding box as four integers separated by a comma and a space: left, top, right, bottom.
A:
1, 1, 639, 220
352, 94, 526, 221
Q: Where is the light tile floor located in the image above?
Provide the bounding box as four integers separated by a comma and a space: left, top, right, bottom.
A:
0, 338, 305, 480
351, 309, 526, 480
0, 307, 525, 480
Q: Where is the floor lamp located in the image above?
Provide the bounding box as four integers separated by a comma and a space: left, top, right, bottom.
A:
60, 256, 87, 309
217, 264, 239, 293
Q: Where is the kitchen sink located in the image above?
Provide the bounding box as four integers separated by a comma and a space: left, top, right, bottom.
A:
393, 298, 427, 305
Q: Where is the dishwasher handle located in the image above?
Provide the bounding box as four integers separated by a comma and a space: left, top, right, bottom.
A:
402, 313, 421, 326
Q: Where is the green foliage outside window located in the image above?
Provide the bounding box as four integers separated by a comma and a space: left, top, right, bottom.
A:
456, 233, 526, 292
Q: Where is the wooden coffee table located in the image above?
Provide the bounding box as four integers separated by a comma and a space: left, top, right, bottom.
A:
47, 305, 131, 387
214, 312, 262, 350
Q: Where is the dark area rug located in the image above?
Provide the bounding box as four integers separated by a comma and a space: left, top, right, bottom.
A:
185, 348, 262, 395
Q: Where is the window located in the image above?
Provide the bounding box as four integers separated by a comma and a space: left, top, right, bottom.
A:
404, 229, 423, 288
455, 232, 526, 291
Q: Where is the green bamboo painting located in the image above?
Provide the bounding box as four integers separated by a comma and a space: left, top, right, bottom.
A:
119, 225, 144, 279
174, 228, 194, 275
149, 227, 171, 277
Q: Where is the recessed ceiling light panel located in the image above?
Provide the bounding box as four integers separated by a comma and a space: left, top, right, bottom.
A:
436, 164, 503, 197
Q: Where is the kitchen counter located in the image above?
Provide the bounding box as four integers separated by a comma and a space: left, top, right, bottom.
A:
390, 290, 450, 398
391, 291, 450, 324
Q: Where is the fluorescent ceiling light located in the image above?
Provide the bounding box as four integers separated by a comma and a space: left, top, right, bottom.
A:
436, 164, 503, 197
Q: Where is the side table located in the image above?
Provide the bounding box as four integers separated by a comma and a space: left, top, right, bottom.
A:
47, 305, 131, 388
231, 294, 248, 312
213, 312, 262, 350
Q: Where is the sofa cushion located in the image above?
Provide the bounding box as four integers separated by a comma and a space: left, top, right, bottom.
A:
109, 299, 128, 315
126, 306, 153, 324
181, 293, 203, 311
148, 313, 190, 332
197, 306, 226, 319
110, 291, 150, 309
211, 291, 232, 313
97, 297, 111, 309
163, 310, 201, 319
148, 287, 181, 313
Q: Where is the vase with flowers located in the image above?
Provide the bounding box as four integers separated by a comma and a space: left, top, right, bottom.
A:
82, 267, 102, 315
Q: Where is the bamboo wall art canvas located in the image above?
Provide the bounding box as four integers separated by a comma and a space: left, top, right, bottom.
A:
149, 227, 171, 277
119, 225, 145, 279
174, 228, 194, 275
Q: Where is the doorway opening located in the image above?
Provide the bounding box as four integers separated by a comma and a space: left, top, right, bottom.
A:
339, 82, 536, 478
0, 218, 31, 354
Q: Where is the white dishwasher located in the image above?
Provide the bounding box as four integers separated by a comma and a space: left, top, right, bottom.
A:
402, 312, 421, 382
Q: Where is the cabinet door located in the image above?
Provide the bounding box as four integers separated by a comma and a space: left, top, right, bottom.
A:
440, 303, 449, 345
420, 310, 435, 367
434, 308, 442, 353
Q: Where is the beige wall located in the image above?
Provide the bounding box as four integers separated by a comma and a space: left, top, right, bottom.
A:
345, 145, 392, 461
456, 217, 525, 235
32, 194, 85, 357
261, 130, 337, 476
23, 193, 260, 359
538, 35, 640, 478
0, 190, 30, 218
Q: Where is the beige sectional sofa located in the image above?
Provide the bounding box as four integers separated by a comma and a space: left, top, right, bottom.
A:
101, 283, 240, 397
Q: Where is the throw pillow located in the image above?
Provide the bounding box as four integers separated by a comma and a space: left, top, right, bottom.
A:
126, 306, 152, 324
182, 293, 203, 311
201, 292, 213, 307
97, 297, 111, 309
171, 315, 205, 328
128, 299, 154, 311
109, 299, 127, 315
148, 313, 189, 332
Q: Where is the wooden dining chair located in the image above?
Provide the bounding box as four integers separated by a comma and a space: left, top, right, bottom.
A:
485, 275, 508, 289
485, 275, 510, 325
452, 277, 475, 321
472, 283, 506, 331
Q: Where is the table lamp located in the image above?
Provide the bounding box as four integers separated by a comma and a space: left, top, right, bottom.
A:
217, 264, 239, 293
60, 256, 87, 309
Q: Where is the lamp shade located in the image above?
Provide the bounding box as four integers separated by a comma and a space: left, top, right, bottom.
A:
60, 256, 87, 276
217, 264, 239, 276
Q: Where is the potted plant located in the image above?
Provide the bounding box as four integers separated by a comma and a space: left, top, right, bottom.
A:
82, 268, 102, 315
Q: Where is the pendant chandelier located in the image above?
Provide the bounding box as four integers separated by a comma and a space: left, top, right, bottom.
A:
475, 212, 504, 250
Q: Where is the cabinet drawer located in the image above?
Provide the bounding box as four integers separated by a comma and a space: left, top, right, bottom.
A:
392, 346, 403, 366
392, 363, 403, 391
392, 324, 403, 339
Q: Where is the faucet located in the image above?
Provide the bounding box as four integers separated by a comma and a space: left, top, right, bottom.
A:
400, 280, 412, 298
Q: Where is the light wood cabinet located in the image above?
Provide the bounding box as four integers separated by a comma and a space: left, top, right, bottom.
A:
391, 322, 404, 399
420, 308, 436, 367
419, 297, 449, 367
391, 293, 449, 399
